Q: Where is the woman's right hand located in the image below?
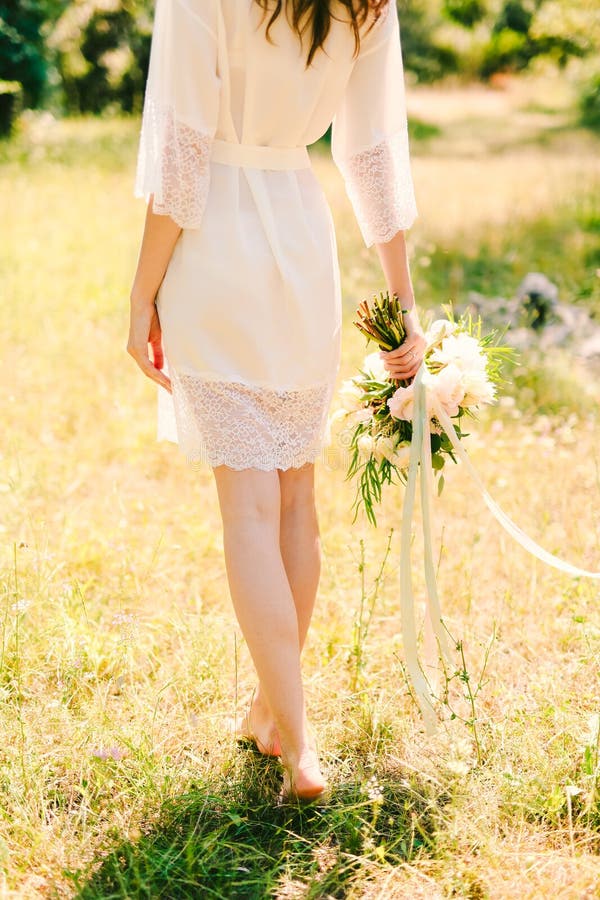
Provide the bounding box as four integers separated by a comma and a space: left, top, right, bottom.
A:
126, 297, 172, 393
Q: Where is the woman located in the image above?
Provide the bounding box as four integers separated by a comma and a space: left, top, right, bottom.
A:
127, 0, 425, 800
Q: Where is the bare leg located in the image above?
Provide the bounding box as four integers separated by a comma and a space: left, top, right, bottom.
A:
251, 464, 321, 748
279, 463, 321, 649
213, 464, 326, 798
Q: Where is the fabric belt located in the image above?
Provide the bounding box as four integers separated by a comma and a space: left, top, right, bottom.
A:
210, 138, 311, 171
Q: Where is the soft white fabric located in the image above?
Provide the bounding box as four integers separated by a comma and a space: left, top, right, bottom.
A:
332, 1, 418, 245
135, 0, 418, 470
135, 0, 220, 228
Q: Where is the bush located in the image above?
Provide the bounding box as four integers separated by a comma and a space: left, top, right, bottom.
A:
50, 0, 152, 115
0, 0, 55, 108
443, 0, 486, 29
479, 27, 531, 77
398, 0, 460, 82
0, 80, 22, 137
579, 72, 600, 131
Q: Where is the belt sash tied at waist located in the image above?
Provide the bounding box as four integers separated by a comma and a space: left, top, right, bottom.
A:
210, 138, 311, 171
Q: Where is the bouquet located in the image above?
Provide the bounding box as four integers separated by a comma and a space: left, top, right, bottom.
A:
332, 293, 600, 737
333, 292, 514, 525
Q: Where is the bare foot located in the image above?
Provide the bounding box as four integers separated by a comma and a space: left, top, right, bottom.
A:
282, 748, 327, 801
235, 696, 282, 758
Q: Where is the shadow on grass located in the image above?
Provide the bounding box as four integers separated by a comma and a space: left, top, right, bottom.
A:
68, 746, 449, 899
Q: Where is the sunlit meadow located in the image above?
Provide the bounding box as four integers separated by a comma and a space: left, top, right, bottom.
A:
1, 73, 600, 898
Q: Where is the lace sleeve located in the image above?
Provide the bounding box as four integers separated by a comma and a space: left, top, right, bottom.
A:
332, 0, 418, 246
135, 98, 212, 229
133, 0, 219, 229
337, 128, 417, 246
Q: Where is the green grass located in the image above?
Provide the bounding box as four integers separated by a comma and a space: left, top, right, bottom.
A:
68, 760, 448, 898
1, 86, 600, 898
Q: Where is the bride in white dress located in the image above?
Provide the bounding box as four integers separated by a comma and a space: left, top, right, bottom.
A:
127, 0, 425, 800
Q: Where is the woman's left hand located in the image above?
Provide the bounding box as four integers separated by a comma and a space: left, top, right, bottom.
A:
379, 324, 426, 381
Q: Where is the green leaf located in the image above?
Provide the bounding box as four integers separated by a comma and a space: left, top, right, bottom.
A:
430, 433, 442, 454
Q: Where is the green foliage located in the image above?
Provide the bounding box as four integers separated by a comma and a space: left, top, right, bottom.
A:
443, 0, 486, 29
398, 0, 460, 83
494, 0, 533, 35
401, 0, 596, 81
480, 27, 531, 78
0, 0, 62, 107
0, 81, 22, 138
51, 0, 153, 114
579, 72, 600, 132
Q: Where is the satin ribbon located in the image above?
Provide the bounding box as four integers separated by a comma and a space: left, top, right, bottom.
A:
400, 363, 600, 735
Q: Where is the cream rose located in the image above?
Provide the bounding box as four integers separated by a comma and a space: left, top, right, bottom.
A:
391, 441, 411, 469
357, 434, 374, 458
361, 351, 390, 382
373, 435, 397, 463
339, 378, 364, 412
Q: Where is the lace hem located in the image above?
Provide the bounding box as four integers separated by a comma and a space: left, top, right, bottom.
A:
339, 129, 418, 246
135, 98, 212, 229
168, 372, 334, 470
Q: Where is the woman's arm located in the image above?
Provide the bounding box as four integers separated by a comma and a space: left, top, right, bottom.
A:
126, 199, 182, 393
375, 230, 425, 381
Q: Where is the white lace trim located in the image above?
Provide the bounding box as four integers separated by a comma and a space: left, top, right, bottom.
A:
168, 372, 334, 470
135, 98, 212, 229
340, 129, 418, 246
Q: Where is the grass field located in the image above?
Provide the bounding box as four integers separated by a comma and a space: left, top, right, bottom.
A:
1, 76, 600, 898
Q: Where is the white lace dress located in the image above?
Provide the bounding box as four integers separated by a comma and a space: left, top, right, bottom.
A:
135, 0, 417, 470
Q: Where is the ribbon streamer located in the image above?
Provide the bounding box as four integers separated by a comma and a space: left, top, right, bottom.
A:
401, 362, 600, 735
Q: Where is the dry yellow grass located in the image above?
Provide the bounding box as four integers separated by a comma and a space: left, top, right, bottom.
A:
1, 83, 599, 897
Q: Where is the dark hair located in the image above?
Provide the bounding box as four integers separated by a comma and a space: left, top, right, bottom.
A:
254, 0, 390, 67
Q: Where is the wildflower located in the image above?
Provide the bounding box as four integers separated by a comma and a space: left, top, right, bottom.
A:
92, 746, 126, 761
366, 775, 384, 803
11, 599, 31, 614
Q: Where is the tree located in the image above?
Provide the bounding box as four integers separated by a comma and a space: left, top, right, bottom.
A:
49, 0, 153, 114
0, 0, 66, 106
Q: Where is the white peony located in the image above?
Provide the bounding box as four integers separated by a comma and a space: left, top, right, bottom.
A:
425, 363, 465, 417
461, 370, 496, 407
387, 383, 415, 421
339, 378, 364, 412
424, 318, 457, 349
430, 332, 487, 375
361, 351, 389, 382
388, 377, 442, 422
357, 434, 374, 458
